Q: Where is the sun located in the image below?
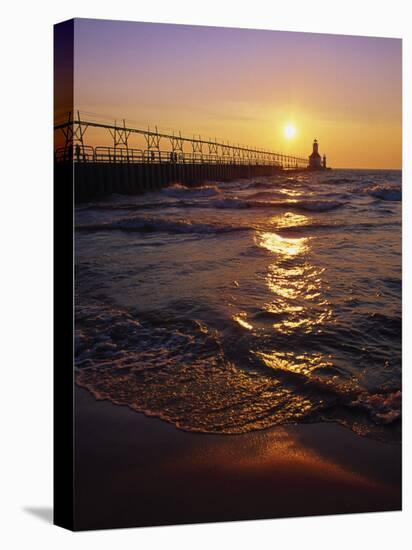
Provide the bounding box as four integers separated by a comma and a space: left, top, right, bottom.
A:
284, 124, 297, 140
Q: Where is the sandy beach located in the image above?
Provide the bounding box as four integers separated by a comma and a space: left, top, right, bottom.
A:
74, 387, 401, 530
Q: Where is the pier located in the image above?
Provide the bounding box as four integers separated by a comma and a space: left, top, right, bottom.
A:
54, 112, 308, 202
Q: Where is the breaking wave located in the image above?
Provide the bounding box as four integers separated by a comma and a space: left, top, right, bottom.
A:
161, 183, 220, 198
77, 197, 346, 214
173, 197, 346, 212
210, 198, 344, 212
76, 216, 248, 234
75, 301, 401, 437
364, 184, 402, 202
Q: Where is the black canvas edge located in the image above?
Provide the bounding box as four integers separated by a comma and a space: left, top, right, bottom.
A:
53, 18, 76, 531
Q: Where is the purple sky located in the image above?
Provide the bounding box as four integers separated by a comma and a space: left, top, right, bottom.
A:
72, 18, 401, 168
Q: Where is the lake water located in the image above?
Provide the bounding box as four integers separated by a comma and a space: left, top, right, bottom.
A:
75, 169, 401, 441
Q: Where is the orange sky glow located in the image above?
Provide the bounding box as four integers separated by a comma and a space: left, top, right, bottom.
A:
62, 19, 402, 169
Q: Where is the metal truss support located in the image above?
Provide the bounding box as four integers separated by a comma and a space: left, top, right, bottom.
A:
58, 111, 89, 161
192, 135, 203, 160
109, 119, 131, 150
145, 126, 162, 161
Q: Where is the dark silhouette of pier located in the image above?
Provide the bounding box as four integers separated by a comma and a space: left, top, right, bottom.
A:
54, 112, 308, 202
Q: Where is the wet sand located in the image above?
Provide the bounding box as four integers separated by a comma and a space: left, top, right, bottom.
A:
74, 387, 401, 531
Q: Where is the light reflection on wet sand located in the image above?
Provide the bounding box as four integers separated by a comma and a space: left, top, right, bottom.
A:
173, 425, 379, 491
75, 387, 401, 529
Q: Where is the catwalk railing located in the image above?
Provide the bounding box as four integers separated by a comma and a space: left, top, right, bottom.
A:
54, 112, 308, 169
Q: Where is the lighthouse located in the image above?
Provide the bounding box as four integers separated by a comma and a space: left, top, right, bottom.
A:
308, 139, 322, 170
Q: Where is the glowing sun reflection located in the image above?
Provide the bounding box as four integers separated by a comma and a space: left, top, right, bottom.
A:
254, 228, 333, 336
257, 232, 309, 258
233, 312, 253, 331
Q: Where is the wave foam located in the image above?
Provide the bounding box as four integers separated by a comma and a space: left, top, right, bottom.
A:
75, 300, 401, 437
162, 183, 220, 198
364, 184, 401, 201
351, 390, 401, 424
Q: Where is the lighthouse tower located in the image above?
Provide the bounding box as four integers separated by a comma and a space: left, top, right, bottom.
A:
308, 139, 322, 170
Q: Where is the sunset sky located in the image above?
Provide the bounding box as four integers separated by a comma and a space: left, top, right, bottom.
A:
71, 19, 402, 169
